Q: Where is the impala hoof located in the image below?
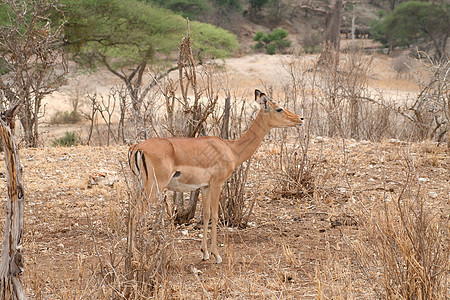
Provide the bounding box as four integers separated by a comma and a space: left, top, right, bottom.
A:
201, 250, 210, 261
214, 254, 222, 264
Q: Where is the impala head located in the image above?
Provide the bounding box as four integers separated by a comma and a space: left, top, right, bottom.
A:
255, 89, 303, 128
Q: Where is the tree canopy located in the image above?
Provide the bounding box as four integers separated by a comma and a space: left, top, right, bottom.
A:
146, 0, 211, 20
60, 0, 238, 69
371, 1, 449, 58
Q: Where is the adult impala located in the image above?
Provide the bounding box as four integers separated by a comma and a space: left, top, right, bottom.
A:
129, 89, 303, 263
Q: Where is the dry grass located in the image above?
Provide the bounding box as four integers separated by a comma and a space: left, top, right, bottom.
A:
0, 136, 445, 299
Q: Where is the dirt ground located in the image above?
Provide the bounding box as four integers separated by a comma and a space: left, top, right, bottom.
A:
0, 136, 448, 298
0, 50, 448, 298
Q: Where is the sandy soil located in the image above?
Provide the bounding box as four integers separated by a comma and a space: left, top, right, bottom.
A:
1, 136, 446, 298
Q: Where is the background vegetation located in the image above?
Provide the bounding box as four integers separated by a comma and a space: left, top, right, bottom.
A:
371, 1, 449, 58
254, 27, 292, 54
60, 0, 239, 66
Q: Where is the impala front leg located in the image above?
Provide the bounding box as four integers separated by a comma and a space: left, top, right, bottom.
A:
210, 185, 222, 264
200, 187, 211, 261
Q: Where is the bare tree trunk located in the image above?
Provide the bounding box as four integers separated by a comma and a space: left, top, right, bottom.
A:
0, 120, 25, 299
351, 15, 355, 41
0, 1, 65, 294
349, 96, 359, 138
174, 190, 200, 224
19, 99, 35, 147
323, 0, 343, 50
318, 0, 343, 65
220, 93, 231, 139
448, 97, 450, 149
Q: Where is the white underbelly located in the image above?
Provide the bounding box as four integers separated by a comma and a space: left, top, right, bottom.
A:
167, 176, 208, 192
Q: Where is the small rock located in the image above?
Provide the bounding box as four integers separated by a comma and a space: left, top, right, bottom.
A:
88, 169, 118, 187
189, 265, 202, 275
337, 187, 346, 193
418, 177, 430, 184
388, 138, 406, 145
247, 221, 257, 227
429, 191, 438, 199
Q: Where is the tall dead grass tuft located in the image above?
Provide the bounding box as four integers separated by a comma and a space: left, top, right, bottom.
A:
271, 54, 325, 201
315, 255, 363, 299
71, 165, 176, 299
220, 159, 253, 227
121, 163, 176, 299
400, 54, 449, 144
316, 48, 397, 140
350, 158, 449, 299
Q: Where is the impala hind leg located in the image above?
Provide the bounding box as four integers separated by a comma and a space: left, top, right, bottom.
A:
131, 150, 159, 209
138, 167, 168, 211
200, 187, 211, 261
210, 184, 222, 264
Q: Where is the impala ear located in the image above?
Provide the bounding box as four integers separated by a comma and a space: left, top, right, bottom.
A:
255, 89, 268, 109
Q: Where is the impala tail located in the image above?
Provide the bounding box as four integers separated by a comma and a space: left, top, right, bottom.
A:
128, 145, 149, 181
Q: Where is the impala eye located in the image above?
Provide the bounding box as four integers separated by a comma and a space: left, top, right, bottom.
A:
276, 108, 283, 112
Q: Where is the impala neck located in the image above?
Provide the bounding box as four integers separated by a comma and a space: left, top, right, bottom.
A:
229, 109, 271, 166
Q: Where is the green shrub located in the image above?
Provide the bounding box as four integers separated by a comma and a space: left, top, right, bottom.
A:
267, 28, 288, 41
50, 110, 82, 124
51, 131, 80, 147
253, 28, 291, 55
266, 43, 276, 55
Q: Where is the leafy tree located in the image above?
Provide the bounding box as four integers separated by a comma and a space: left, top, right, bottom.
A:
147, 0, 210, 20
60, 0, 238, 112
254, 28, 291, 54
62, 0, 236, 66
371, 1, 449, 58
370, 10, 389, 46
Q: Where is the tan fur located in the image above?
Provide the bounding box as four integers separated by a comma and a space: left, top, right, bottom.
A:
129, 90, 303, 263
